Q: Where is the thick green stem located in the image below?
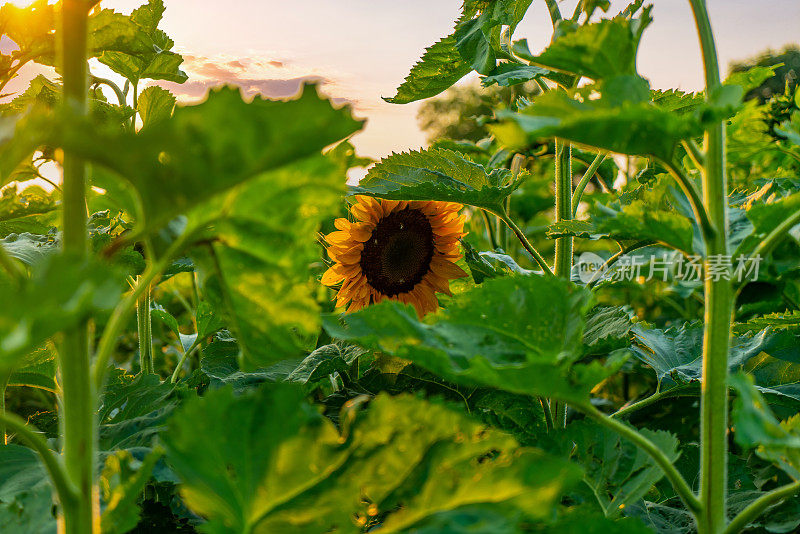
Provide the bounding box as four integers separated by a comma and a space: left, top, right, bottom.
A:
553, 140, 573, 279
724, 480, 800, 534
582, 403, 702, 515
689, 2, 733, 532
136, 282, 154, 375
60, 2, 97, 532
551, 139, 572, 428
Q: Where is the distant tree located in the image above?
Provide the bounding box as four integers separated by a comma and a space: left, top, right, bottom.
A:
729, 44, 799, 102
417, 81, 538, 143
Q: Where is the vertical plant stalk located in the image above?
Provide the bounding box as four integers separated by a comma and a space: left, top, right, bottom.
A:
136, 281, 154, 374
0, 370, 10, 445
552, 138, 573, 428
689, 1, 733, 532
60, 1, 98, 532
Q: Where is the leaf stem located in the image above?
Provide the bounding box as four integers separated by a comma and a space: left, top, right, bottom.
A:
0, 411, 80, 504
661, 158, 716, 247
750, 207, 800, 261
587, 240, 653, 287
497, 212, 553, 275
481, 209, 500, 250
581, 402, 702, 515
683, 139, 706, 169
170, 338, 202, 384
724, 480, 800, 534
542, 0, 563, 26
611, 384, 697, 419
572, 151, 607, 216
90, 76, 126, 107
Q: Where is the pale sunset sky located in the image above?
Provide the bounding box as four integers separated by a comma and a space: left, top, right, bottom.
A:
8, 0, 800, 161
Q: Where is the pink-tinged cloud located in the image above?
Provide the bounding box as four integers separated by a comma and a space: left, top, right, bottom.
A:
153, 53, 358, 104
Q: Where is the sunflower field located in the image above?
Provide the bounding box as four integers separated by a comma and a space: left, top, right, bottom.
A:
1, 0, 800, 533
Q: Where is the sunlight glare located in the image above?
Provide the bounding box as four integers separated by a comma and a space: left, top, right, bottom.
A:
8, 0, 40, 7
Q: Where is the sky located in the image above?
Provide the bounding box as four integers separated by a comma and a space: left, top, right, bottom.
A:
7, 0, 800, 162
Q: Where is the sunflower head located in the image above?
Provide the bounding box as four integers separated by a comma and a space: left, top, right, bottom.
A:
321, 196, 468, 317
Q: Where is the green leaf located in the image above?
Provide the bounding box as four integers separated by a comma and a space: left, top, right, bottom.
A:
481, 63, 548, 87
0, 444, 49, 502
98, 369, 178, 450
492, 76, 699, 160
100, 448, 163, 534
556, 420, 680, 518
7, 346, 57, 392
633, 324, 800, 405
385, 1, 533, 103
1, 232, 58, 266
0, 254, 122, 369
515, 5, 652, 80
0, 486, 56, 534
383, 34, 471, 104
198, 334, 301, 391
724, 65, 779, 94
286, 343, 367, 385
137, 85, 176, 129
472, 389, 548, 446
582, 306, 634, 356
731, 373, 800, 480
0, 184, 57, 237
454, 16, 497, 75
96, 0, 187, 84
463, 242, 534, 284
548, 179, 696, 254
325, 275, 627, 404
58, 84, 362, 234
351, 148, 522, 213
736, 192, 800, 256
193, 154, 350, 369
163, 383, 581, 534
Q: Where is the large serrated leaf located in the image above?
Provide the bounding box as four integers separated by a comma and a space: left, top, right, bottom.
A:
556, 420, 680, 518
512, 5, 652, 81
731, 373, 800, 480
324, 275, 627, 404
162, 383, 581, 534
493, 76, 700, 160
351, 148, 521, 212
633, 324, 800, 406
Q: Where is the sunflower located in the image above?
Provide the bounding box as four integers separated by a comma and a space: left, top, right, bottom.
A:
321, 196, 468, 317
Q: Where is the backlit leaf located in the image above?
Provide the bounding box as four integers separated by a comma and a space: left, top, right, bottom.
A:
352, 148, 522, 213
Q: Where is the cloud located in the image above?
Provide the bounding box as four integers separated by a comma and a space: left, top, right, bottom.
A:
154, 53, 354, 104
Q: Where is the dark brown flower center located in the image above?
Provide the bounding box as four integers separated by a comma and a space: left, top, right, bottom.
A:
360, 207, 435, 297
